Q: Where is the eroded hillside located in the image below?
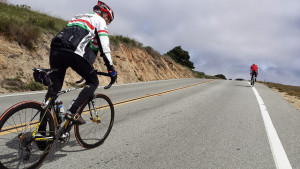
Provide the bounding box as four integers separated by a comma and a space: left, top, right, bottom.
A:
0, 33, 195, 93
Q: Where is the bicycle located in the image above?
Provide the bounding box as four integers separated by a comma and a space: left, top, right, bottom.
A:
250, 72, 257, 87
0, 68, 115, 169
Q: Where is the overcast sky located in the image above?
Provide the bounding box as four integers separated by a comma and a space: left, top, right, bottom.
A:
7, 0, 300, 86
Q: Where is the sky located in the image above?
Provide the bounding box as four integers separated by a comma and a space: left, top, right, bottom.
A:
7, 0, 300, 86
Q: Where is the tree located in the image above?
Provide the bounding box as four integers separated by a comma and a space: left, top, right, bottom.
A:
166, 46, 195, 69
214, 74, 227, 80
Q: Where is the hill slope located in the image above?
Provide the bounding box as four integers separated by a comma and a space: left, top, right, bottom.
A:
0, 2, 199, 94
0, 32, 196, 93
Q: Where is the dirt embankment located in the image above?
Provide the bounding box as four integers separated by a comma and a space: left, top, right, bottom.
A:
272, 88, 300, 112
0, 33, 195, 93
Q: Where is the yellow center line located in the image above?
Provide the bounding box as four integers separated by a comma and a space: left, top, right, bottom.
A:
1, 80, 214, 136
112, 79, 214, 107
0, 121, 38, 136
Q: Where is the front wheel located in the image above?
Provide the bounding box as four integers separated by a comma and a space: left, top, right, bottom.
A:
0, 101, 55, 169
75, 94, 114, 149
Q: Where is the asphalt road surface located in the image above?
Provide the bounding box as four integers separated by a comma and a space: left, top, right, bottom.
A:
1, 79, 300, 169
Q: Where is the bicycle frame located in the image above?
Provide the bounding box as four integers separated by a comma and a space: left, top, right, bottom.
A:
27, 84, 87, 142
15, 69, 112, 142
0, 69, 115, 169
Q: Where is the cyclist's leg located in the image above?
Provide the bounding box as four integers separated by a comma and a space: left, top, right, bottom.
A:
68, 55, 99, 115
40, 50, 68, 136
45, 50, 68, 99
255, 71, 257, 81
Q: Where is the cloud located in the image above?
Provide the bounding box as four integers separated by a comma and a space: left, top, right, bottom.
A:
7, 0, 300, 86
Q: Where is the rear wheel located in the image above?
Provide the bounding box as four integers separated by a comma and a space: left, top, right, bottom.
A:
0, 101, 55, 169
251, 74, 255, 86
75, 94, 114, 149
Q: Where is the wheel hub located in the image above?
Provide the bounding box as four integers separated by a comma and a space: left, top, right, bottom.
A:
19, 132, 33, 147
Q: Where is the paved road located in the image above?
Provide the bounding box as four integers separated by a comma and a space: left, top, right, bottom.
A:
1, 79, 300, 169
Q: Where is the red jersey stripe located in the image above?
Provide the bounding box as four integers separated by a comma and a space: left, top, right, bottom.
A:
98, 30, 109, 34
70, 19, 95, 30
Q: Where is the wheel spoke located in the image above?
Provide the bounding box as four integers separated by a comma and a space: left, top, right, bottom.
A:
0, 102, 55, 168
75, 94, 114, 149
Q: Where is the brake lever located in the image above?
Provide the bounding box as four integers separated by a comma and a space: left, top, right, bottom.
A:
104, 83, 112, 89
76, 78, 85, 84
96, 71, 113, 89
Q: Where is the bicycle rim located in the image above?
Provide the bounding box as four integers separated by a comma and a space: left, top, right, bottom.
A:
75, 94, 114, 149
0, 101, 55, 169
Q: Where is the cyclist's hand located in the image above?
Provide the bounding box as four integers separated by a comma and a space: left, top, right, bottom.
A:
109, 70, 117, 84
106, 65, 117, 84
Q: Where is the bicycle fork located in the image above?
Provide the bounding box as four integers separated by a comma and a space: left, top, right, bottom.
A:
88, 100, 101, 123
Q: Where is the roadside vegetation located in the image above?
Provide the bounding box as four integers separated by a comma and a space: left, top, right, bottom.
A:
214, 74, 226, 80
0, 1, 67, 50
261, 82, 300, 99
1, 78, 45, 92
0, 2, 222, 93
235, 78, 245, 81
191, 71, 215, 79
166, 46, 195, 69
110, 35, 143, 48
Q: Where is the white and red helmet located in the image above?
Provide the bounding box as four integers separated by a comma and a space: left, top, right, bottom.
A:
93, 1, 114, 24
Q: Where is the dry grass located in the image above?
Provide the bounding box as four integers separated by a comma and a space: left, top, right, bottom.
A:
110, 35, 143, 48
0, 2, 66, 50
261, 82, 300, 99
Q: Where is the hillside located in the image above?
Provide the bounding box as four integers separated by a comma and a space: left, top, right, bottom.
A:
0, 2, 208, 94
0, 32, 197, 93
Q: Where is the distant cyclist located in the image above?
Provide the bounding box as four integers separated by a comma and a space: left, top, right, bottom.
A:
250, 64, 258, 82
45, 1, 117, 125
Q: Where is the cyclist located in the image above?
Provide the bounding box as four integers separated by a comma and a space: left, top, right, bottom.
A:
250, 64, 258, 82
45, 1, 117, 125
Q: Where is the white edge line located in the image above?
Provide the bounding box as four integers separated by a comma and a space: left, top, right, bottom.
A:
248, 82, 292, 169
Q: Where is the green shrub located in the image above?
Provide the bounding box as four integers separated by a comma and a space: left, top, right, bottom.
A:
137, 76, 143, 81
2, 78, 28, 91
166, 46, 195, 69
144, 46, 161, 58
191, 70, 215, 79
2, 78, 46, 91
0, 2, 66, 50
235, 78, 245, 81
66, 81, 77, 87
214, 74, 227, 80
110, 35, 143, 48
192, 71, 205, 78
27, 81, 44, 91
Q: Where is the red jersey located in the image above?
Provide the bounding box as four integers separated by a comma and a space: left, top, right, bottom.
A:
251, 64, 258, 71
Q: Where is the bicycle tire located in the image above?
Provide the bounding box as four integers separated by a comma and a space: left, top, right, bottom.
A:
74, 94, 114, 149
251, 74, 255, 86
0, 101, 55, 169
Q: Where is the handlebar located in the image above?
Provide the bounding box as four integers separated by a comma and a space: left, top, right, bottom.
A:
96, 71, 113, 89
75, 71, 113, 89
